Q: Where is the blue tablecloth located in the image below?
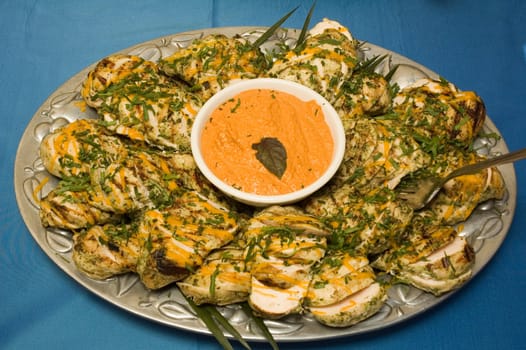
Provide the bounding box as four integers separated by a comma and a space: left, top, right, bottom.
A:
2, 1, 525, 349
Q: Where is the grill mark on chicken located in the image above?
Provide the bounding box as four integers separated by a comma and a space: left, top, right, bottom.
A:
152, 248, 191, 276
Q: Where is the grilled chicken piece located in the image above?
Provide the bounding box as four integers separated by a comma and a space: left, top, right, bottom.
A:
38, 150, 226, 229
40, 119, 230, 229
244, 206, 329, 319
267, 19, 358, 104
39, 150, 182, 229
73, 222, 141, 279
397, 235, 474, 294
85, 147, 224, 213
374, 224, 457, 269
373, 226, 475, 296
245, 206, 330, 266
159, 34, 268, 100
308, 282, 387, 328
252, 205, 331, 237
136, 191, 239, 290
98, 78, 201, 152
179, 206, 330, 309
330, 117, 430, 193
249, 276, 308, 319
429, 167, 506, 225
89, 161, 164, 214
304, 186, 413, 255
333, 71, 392, 123
70, 190, 239, 289
392, 78, 486, 149
177, 244, 251, 306
398, 147, 506, 226
306, 252, 376, 307
39, 117, 125, 229
271, 19, 390, 124
81, 54, 202, 152
40, 117, 228, 197
40, 119, 128, 178
39, 187, 119, 229
81, 54, 159, 108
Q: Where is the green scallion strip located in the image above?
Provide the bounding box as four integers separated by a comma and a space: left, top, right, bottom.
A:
252, 6, 298, 48
241, 303, 279, 350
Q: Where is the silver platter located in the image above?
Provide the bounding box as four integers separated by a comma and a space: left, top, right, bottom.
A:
14, 27, 517, 342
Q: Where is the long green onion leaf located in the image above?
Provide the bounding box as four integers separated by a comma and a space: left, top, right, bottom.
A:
205, 306, 252, 350
384, 63, 400, 82
184, 297, 234, 350
252, 6, 298, 48
295, 1, 316, 49
355, 54, 389, 74
241, 303, 279, 350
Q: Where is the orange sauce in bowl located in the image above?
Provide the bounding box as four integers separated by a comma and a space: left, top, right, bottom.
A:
200, 89, 334, 195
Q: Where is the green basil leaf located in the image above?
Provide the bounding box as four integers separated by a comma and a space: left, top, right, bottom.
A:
252, 137, 287, 179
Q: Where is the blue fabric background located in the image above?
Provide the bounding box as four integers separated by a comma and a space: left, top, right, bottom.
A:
1, 1, 525, 349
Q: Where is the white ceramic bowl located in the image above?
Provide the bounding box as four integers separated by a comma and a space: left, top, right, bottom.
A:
191, 78, 346, 207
